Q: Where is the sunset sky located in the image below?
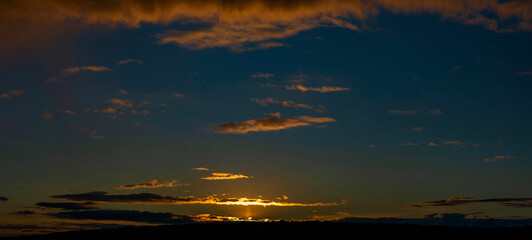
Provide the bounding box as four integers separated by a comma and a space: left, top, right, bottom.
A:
1, 0, 531, 236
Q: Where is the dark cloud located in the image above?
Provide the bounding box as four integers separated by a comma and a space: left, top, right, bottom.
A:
35, 201, 97, 210
51, 191, 194, 204
9, 210, 36, 215
50, 191, 343, 207
412, 197, 532, 208
48, 210, 193, 224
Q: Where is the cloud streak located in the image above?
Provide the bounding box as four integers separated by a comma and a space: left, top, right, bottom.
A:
62, 66, 112, 75
35, 201, 97, 211
201, 173, 250, 181
115, 179, 182, 189
286, 84, 350, 93
213, 112, 335, 134
483, 155, 515, 162
116, 59, 143, 65
412, 196, 532, 208
388, 109, 442, 116
251, 97, 312, 109
50, 191, 345, 207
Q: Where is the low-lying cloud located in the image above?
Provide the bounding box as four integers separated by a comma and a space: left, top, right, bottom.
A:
50, 191, 345, 207
412, 196, 532, 208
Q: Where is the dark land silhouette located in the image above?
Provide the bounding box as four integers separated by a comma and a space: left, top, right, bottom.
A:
3, 221, 532, 239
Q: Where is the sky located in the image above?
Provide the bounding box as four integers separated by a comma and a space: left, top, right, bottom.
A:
0, 0, 531, 236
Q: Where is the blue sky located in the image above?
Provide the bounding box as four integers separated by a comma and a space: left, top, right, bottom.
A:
0, 0, 531, 236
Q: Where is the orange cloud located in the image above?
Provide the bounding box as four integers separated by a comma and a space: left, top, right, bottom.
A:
483, 155, 515, 162
201, 173, 250, 181
62, 66, 112, 75
116, 59, 143, 65
286, 84, 350, 93
43, 66, 111, 85
117, 89, 129, 95
2, 0, 528, 54
89, 130, 104, 139
411, 127, 424, 132
0, 89, 28, 99
214, 112, 335, 134
192, 167, 211, 171
56, 109, 77, 116
106, 99, 133, 109
115, 179, 182, 189
172, 93, 186, 98
41, 110, 53, 119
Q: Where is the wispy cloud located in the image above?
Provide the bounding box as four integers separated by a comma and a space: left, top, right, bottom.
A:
192, 167, 211, 171
41, 110, 53, 119
400, 142, 423, 146
252, 72, 275, 79
388, 109, 442, 116
35, 201, 97, 211
425, 109, 443, 115
116, 59, 143, 66
44, 65, 111, 85
286, 84, 350, 93
115, 179, 182, 189
213, 112, 335, 134
56, 109, 77, 116
411, 127, 424, 132
201, 173, 250, 181
412, 196, 532, 208
107, 99, 133, 109
431, 140, 467, 148
251, 97, 312, 109
117, 89, 129, 95
62, 66, 112, 75
89, 130, 104, 139
93, 98, 156, 118
402, 140, 477, 148
483, 155, 515, 162
0, 89, 28, 99
171, 93, 186, 98
515, 71, 532, 76
387, 109, 420, 115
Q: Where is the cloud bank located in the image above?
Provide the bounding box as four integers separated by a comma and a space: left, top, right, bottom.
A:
51, 191, 345, 207
2, 0, 531, 54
